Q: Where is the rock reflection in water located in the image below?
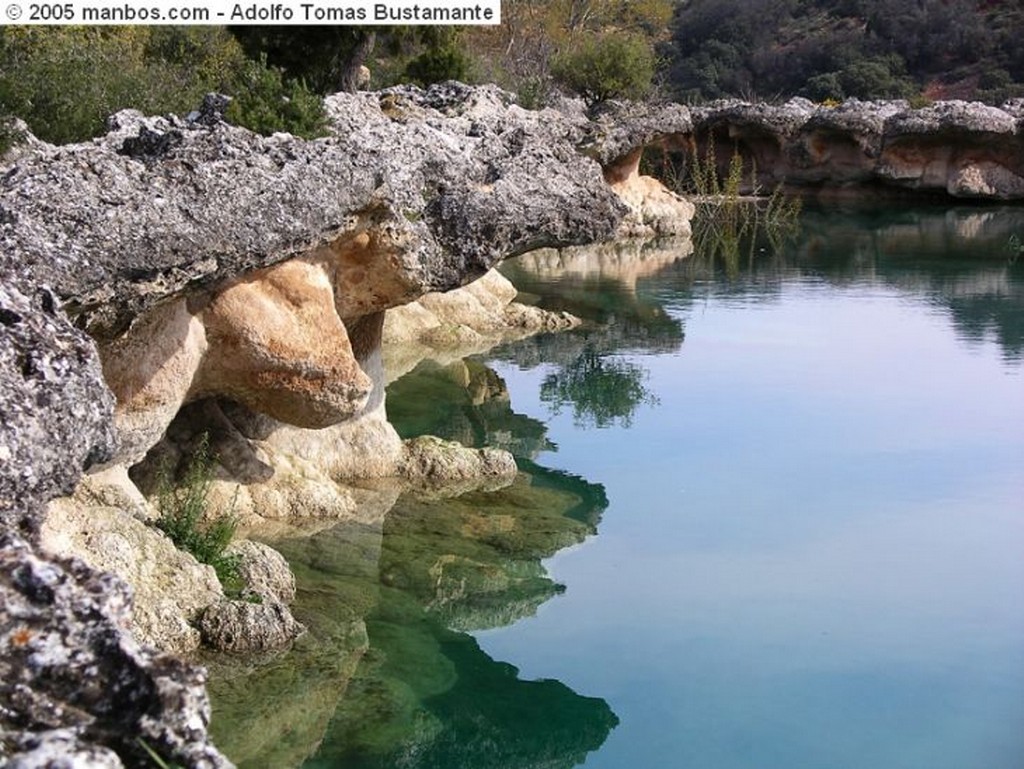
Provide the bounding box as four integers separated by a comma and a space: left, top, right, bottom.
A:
208, 419, 614, 768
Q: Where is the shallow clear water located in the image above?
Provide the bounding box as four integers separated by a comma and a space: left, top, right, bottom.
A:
210, 206, 1024, 769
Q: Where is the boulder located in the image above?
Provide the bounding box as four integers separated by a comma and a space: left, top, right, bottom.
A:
198, 600, 304, 653
0, 538, 230, 767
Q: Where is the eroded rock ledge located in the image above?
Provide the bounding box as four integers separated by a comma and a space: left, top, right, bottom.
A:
593, 97, 1024, 200
0, 83, 693, 766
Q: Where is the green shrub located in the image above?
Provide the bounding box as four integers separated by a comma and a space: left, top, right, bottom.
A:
404, 42, 472, 87
155, 434, 241, 592
550, 32, 656, 106
0, 27, 246, 145
224, 55, 326, 139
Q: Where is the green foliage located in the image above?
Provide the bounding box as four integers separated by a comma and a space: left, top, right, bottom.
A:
667, 0, 1024, 103
404, 35, 472, 87
155, 434, 241, 592
224, 55, 326, 139
550, 32, 656, 106
646, 137, 801, 272
136, 739, 183, 769
540, 346, 657, 428
0, 27, 247, 145
230, 27, 378, 94
0, 113, 24, 155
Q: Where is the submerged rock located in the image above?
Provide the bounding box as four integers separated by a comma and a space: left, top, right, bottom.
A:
198, 600, 304, 654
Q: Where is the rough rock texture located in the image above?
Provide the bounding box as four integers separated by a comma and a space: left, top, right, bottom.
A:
682, 97, 1024, 199
41, 493, 223, 655
400, 435, 518, 487
0, 272, 116, 533
0, 538, 230, 768
198, 600, 304, 654
226, 539, 296, 606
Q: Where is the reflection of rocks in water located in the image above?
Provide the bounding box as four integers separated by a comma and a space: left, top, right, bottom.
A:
387, 358, 554, 459
205, 622, 368, 768
304, 465, 615, 768
795, 207, 1024, 362
310, 620, 618, 769
379, 464, 606, 631
501, 240, 688, 361
209, 459, 612, 769
512, 237, 694, 292
494, 240, 687, 429
206, 519, 385, 768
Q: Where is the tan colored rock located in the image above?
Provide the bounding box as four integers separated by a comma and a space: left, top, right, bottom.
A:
510, 238, 694, 292
948, 162, 1024, 199
197, 258, 373, 428
99, 298, 207, 466
384, 269, 578, 381
605, 149, 695, 239
401, 435, 517, 487
41, 489, 223, 654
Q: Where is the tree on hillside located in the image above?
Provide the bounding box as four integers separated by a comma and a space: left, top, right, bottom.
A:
473, 0, 671, 105
665, 0, 1024, 103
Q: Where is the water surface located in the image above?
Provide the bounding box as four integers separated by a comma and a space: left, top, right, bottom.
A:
210, 206, 1024, 768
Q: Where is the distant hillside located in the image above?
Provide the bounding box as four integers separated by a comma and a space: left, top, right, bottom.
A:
665, 0, 1024, 103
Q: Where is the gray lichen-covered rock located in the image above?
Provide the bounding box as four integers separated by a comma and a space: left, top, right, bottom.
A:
226, 539, 296, 606
680, 97, 1024, 199
0, 538, 231, 767
0, 273, 115, 532
0, 83, 685, 765
1, 83, 627, 341
3, 728, 124, 768
582, 99, 694, 166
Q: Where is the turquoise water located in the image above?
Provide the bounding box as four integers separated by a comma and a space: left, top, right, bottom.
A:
211, 206, 1024, 768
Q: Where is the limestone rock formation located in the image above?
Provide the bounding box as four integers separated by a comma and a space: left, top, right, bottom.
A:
0, 538, 230, 768
383, 268, 579, 381
0, 83, 694, 764
41, 492, 223, 654
684, 97, 1024, 199
198, 600, 304, 654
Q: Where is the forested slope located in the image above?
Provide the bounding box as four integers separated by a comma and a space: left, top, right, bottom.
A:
666, 0, 1024, 103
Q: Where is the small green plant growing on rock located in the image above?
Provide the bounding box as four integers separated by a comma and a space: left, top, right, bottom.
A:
155, 433, 242, 592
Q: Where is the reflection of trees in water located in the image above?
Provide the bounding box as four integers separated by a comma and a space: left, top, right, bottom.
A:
796, 206, 1024, 363
624, 205, 1024, 363
541, 345, 658, 428
495, 246, 688, 428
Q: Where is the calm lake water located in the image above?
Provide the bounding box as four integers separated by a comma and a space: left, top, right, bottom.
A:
209, 205, 1024, 769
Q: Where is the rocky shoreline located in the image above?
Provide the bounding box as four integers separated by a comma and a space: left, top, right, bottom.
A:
1, 85, 1020, 766
0, 83, 692, 766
